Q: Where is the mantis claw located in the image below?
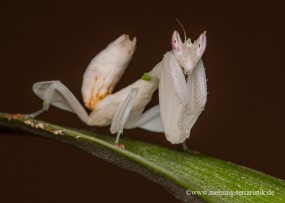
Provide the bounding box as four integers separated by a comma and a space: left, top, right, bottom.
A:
114, 143, 125, 149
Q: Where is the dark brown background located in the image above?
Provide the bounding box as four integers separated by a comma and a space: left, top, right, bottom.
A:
0, 1, 284, 202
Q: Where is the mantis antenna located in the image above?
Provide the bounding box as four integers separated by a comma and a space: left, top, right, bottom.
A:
175, 18, 187, 42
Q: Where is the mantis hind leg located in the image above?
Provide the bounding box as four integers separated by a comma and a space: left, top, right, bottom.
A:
27, 108, 46, 118
27, 81, 58, 118
29, 81, 89, 124
28, 81, 63, 118
134, 105, 164, 133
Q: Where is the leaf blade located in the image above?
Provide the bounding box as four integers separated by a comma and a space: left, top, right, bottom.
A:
0, 112, 284, 203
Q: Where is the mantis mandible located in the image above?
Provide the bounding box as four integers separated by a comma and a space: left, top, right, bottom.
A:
30, 30, 207, 146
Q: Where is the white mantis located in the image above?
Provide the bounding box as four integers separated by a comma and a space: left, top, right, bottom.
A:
31, 29, 207, 146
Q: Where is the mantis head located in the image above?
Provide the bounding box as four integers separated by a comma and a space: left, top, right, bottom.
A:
171, 30, 207, 74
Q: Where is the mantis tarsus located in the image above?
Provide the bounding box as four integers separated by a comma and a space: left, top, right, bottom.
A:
30, 30, 207, 147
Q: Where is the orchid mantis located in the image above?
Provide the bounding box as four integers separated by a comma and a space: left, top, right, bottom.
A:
31, 30, 207, 146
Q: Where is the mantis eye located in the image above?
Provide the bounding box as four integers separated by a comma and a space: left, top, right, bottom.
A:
196, 32, 207, 57
171, 30, 183, 53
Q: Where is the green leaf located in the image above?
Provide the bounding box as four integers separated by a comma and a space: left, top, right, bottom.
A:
0, 112, 284, 203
